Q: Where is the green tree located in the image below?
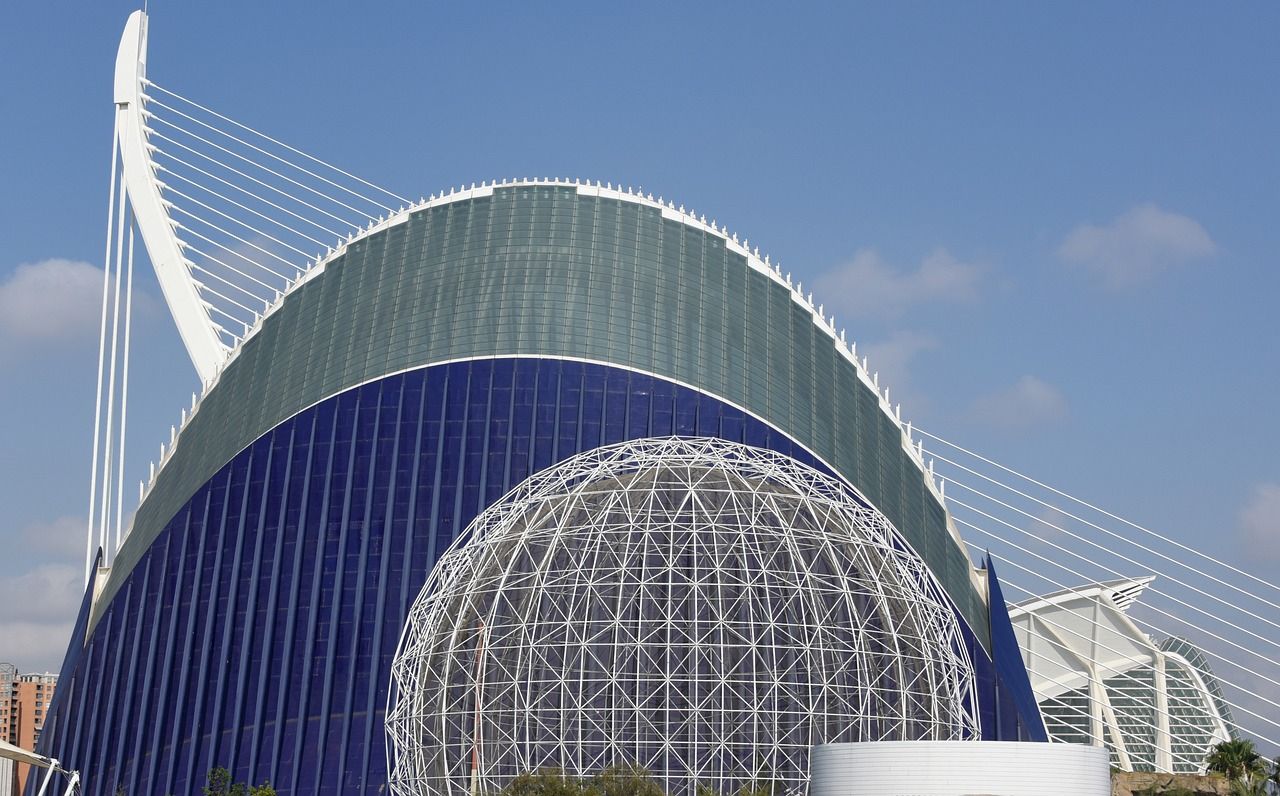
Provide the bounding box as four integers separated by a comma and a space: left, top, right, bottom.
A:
202, 766, 274, 796
504, 767, 588, 796
203, 767, 242, 796
1206, 739, 1269, 783
587, 764, 664, 796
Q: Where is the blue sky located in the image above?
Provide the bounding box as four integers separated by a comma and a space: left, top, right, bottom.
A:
1, 0, 1277, 733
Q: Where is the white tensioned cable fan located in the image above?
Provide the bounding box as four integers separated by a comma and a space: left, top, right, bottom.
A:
386, 437, 979, 796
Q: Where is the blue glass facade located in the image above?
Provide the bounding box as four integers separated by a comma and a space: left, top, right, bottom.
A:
39, 183, 1047, 796
43, 357, 1038, 796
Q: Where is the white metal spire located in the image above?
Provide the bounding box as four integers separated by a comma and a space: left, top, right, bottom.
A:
114, 10, 226, 383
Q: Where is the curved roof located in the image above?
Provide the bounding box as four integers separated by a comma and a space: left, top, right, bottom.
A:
95, 180, 986, 638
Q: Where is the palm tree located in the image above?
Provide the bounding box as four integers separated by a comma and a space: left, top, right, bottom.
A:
1205, 739, 1268, 783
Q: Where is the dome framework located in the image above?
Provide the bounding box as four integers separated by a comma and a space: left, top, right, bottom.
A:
387, 437, 979, 796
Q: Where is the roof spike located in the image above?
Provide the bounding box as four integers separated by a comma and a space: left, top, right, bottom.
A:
895, 403, 901, 421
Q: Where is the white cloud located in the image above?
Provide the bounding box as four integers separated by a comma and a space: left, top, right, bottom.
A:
1239, 483, 1280, 563
862, 330, 938, 403
813, 247, 982, 319
0, 259, 106, 343
22, 515, 88, 560
0, 620, 75, 674
1057, 203, 1215, 289
0, 563, 83, 623
0, 522, 88, 672
967, 375, 1068, 430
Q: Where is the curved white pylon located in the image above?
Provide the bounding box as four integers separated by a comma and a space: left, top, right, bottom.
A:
114, 11, 227, 383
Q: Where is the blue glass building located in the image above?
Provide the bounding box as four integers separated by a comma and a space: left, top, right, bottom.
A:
39, 182, 1044, 795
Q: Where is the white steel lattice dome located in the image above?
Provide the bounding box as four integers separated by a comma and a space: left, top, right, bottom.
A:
386, 437, 979, 796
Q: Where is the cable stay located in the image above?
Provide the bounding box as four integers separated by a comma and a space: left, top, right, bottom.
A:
907, 425, 1280, 765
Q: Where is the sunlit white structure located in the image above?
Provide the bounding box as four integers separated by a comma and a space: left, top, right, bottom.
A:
387, 437, 980, 796
1008, 578, 1233, 773
809, 741, 1111, 796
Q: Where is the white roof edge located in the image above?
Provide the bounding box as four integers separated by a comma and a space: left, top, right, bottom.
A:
143, 178, 957, 566
1008, 575, 1157, 618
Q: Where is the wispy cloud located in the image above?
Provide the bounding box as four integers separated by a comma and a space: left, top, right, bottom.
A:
0, 259, 106, 344
967, 375, 1068, 430
1239, 483, 1280, 563
0, 563, 82, 623
862, 330, 938, 412
0, 519, 88, 671
813, 247, 982, 320
1057, 203, 1215, 289
22, 515, 88, 560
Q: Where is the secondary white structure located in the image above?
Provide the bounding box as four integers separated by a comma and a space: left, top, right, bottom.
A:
386, 437, 980, 796
809, 741, 1111, 796
0, 739, 79, 796
1008, 578, 1232, 773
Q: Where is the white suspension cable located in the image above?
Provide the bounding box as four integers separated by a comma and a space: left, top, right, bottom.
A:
930, 446, 1280, 632
918, 427, 1280, 602
87, 118, 121, 584
154, 163, 329, 247
980, 568, 1251, 764
186, 259, 272, 306
168, 208, 299, 275
143, 80, 411, 205
202, 301, 248, 340
192, 280, 265, 317
99, 172, 129, 567
150, 147, 348, 238
144, 94, 399, 213
161, 183, 316, 261
143, 112, 380, 220
1012, 642, 1225, 770
952, 495, 1280, 696
940, 471, 1280, 658
185, 257, 275, 305
114, 223, 135, 551
972, 547, 1274, 747
170, 220, 292, 282
147, 130, 364, 230
958, 518, 1280, 729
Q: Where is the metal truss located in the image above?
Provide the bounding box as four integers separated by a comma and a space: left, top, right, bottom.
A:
386, 437, 979, 796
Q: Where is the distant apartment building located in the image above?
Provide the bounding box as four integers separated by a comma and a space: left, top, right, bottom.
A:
0, 665, 57, 796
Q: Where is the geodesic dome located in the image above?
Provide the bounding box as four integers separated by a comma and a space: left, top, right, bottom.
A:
386, 437, 978, 796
